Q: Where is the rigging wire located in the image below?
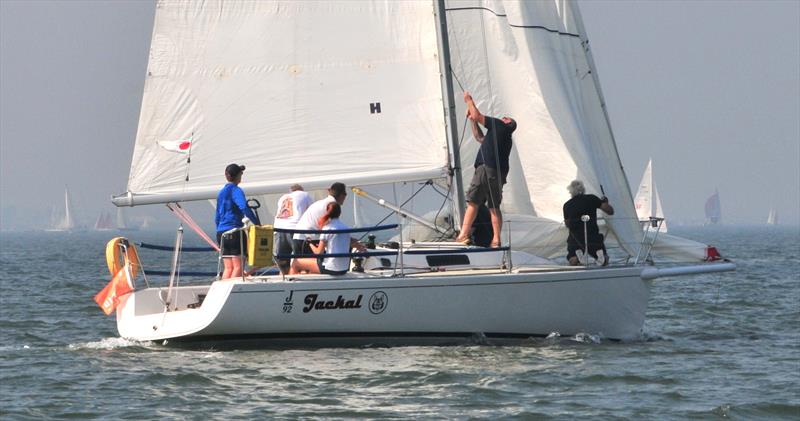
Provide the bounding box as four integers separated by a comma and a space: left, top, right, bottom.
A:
357, 181, 434, 241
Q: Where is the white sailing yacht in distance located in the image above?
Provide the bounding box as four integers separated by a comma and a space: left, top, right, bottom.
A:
47, 187, 77, 232
104, 0, 734, 346
116, 207, 138, 232
94, 212, 113, 231
634, 159, 668, 232
767, 208, 778, 225
705, 189, 722, 225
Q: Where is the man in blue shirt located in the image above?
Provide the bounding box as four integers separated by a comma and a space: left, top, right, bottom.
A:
216, 163, 258, 279
455, 91, 517, 248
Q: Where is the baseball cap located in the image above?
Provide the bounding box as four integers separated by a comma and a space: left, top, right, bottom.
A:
225, 163, 245, 177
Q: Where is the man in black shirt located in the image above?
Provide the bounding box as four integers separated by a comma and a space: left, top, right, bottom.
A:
455, 91, 516, 248
563, 180, 615, 266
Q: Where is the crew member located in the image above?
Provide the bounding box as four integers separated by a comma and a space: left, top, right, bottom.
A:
455, 91, 516, 248
273, 184, 313, 274
215, 163, 258, 279
563, 180, 615, 266
290, 202, 365, 275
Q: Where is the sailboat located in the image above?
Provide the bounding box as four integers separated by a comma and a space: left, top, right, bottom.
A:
94, 212, 113, 231
634, 159, 667, 232
105, 0, 734, 346
46, 187, 77, 232
116, 207, 138, 232
705, 189, 722, 225
767, 208, 778, 225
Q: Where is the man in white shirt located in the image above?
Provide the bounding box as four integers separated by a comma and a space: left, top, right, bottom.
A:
273, 184, 313, 273
292, 182, 348, 253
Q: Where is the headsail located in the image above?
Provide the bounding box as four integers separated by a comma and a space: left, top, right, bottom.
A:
115, 1, 449, 206
443, 0, 641, 258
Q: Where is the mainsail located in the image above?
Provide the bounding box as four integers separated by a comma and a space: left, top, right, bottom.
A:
634, 159, 667, 232
115, 1, 449, 206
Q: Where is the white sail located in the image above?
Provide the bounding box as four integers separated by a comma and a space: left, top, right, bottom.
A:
440, 0, 641, 257
634, 159, 668, 232
705, 189, 721, 224
116, 207, 128, 230
767, 208, 777, 225
51, 187, 77, 231
115, 1, 449, 206
94, 212, 113, 231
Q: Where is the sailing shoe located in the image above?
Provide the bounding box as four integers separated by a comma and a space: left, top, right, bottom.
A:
597, 250, 609, 266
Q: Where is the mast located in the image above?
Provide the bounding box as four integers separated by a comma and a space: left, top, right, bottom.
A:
434, 0, 465, 228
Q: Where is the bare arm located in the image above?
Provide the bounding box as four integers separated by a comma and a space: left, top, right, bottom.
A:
600, 200, 615, 216
464, 91, 486, 126
470, 119, 485, 143
310, 240, 325, 254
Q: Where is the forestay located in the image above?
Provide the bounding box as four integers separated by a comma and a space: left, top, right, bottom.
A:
115, 1, 449, 206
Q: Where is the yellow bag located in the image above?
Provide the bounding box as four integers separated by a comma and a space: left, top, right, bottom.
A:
247, 225, 274, 267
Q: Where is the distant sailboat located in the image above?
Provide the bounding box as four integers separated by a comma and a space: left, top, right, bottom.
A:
634, 159, 667, 232
705, 189, 722, 225
140, 217, 151, 230
116, 207, 138, 232
94, 212, 114, 231
47, 187, 77, 231
767, 208, 778, 225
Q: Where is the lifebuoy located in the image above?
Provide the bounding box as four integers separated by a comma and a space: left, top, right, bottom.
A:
105, 237, 140, 279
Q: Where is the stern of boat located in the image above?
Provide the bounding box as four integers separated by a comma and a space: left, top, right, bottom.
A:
115, 281, 235, 342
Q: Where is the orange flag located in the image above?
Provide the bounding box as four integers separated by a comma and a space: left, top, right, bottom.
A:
94, 264, 133, 315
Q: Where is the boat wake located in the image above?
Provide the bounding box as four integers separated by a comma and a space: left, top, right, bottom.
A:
68, 337, 154, 350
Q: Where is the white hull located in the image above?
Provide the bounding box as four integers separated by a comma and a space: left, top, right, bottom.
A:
117, 266, 651, 346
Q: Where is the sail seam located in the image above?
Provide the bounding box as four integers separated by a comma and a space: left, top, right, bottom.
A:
445, 6, 580, 38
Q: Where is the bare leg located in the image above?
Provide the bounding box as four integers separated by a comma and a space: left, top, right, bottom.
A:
230, 257, 243, 278
489, 207, 502, 246
222, 257, 233, 279
456, 202, 479, 241
291, 258, 320, 274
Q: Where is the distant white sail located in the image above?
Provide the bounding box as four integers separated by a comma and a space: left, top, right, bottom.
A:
634, 159, 667, 232
49, 187, 77, 231
705, 189, 721, 224
767, 208, 778, 225
94, 212, 113, 231
116, 207, 128, 230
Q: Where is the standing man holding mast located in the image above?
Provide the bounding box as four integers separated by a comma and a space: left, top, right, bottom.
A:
455, 92, 517, 247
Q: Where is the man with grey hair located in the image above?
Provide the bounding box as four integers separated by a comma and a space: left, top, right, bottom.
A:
563, 180, 615, 266
273, 183, 313, 274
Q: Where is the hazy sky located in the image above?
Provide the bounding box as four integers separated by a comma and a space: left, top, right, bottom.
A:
1, 0, 798, 230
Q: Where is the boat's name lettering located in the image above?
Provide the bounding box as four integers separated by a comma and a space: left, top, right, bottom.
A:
302, 294, 363, 313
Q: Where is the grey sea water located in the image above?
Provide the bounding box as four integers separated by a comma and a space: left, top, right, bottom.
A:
1, 226, 798, 419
